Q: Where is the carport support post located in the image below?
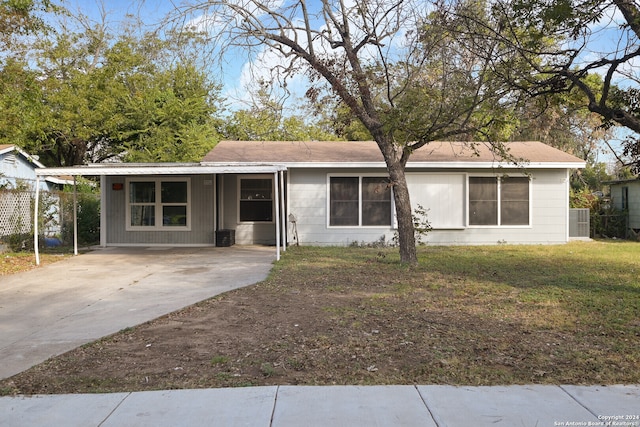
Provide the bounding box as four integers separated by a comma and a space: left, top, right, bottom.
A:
100, 176, 107, 247
274, 171, 280, 261
34, 176, 41, 266
73, 176, 78, 256
280, 170, 286, 252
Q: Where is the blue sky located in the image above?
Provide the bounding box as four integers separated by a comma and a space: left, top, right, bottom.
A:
60, 0, 428, 113
61, 0, 302, 110
59, 0, 636, 166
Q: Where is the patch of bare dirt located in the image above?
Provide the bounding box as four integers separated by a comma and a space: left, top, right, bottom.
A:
1, 247, 638, 395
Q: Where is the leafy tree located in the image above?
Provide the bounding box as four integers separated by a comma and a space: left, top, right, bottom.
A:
222, 89, 340, 141
31, 27, 218, 165
330, 101, 374, 141
0, 0, 55, 147
0, 59, 44, 147
119, 61, 223, 162
506, 74, 616, 194
6, 20, 223, 166
0, 0, 53, 54
511, 75, 612, 156
169, 0, 523, 263
60, 179, 100, 246
449, 0, 640, 171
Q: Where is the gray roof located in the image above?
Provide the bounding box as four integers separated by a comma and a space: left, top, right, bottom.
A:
605, 178, 640, 185
35, 140, 585, 177
204, 140, 585, 168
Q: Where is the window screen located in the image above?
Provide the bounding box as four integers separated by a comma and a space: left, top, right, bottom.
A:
500, 177, 529, 225
469, 176, 529, 226
127, 179, 189, 229
330, 177, 359, 226
362, 177, 391, 226
240, 178, 273, 222
329, 176, 391, 227
469, 177, 498, 225
130, 181, 156, 226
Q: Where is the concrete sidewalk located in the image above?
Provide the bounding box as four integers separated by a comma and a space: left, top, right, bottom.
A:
1, 384, 638, 426
0, 246, 276, 379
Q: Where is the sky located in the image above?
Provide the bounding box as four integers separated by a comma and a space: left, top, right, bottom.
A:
60, 0, 259, 108
59, 0, 637, 166
58, 0, 421, 112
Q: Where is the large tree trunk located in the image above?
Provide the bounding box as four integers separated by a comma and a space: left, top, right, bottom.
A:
388, 160, 418, 264
375, 135, 418, 264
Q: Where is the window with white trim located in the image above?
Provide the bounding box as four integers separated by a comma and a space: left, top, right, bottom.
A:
126, 178, 190, 230
239, 176, 273, 222
468, 176, 530, 226
329, 176, 392, 226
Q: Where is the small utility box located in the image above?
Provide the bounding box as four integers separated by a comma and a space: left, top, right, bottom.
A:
215, 229, 235, 247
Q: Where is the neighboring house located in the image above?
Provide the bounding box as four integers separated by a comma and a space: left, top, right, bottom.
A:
0, 144, 71, 190
608, 177, 640, 237
1, 144, 47, 190
35, 140, 585, 249
0, 145, 72, 238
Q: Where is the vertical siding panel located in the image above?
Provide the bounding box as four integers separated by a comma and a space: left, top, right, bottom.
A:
221, 174, 277, 245
106, 176, 127, 244
106, 175, 215, 245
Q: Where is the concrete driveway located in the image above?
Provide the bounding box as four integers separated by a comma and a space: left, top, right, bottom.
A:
0, 246, 276, 380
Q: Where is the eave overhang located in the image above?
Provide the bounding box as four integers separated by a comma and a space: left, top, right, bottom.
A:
202, 161, 586, 169
35, 163, 287, 177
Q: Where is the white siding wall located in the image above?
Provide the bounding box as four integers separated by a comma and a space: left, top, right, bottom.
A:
287, 168, 397, 245
406, 173, 466, 229
287, 167, 571, 246
629, 183, 640, 229
427, 169, 569, 244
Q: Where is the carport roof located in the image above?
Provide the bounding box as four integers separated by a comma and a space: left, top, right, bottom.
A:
35, 163, 287, 176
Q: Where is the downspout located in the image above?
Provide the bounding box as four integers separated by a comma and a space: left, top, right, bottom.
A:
218, 175, 224, 238
212, 174, 217, 244
34, 176, 41, 266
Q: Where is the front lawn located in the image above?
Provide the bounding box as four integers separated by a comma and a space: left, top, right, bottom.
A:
1, 241, 638, 395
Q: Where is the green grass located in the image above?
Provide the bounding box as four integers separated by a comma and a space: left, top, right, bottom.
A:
268, 241, 640, 385
210, 355, 229, 365
2, 240, 638, 394
417, 242, 640, 329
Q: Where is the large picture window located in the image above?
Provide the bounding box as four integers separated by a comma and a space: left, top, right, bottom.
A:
127, 178, 190, 230
469, 176, 530, 226
329, 176, 392, 226
239, 177, 273, 222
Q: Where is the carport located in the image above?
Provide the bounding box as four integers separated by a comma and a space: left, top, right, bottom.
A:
34, 163, 288, 264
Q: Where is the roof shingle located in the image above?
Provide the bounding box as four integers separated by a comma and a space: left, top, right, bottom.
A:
203, 140, 584, 165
